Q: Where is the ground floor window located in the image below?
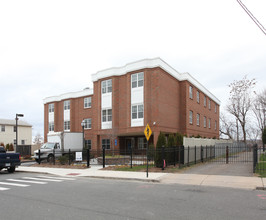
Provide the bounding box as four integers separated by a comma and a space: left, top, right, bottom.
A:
49, 122, 54, 132
64, 121, 70, 131
102, 139, 110, 149
85, 140, 91, 149
138, 137, 147, 149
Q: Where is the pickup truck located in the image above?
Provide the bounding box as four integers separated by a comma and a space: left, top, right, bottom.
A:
0, 146, 21, 173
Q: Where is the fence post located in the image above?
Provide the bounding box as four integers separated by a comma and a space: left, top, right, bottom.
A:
253, 144, 258, 173
38, 149, 41, 164
103, 146, 105, 168
130, 146, 133, 169
174, 146, 176, 167
178, 146, 181, 168
195, 146, 196, 164
226, 146, 229, 164
53, 149, 55, 165
87, 148, 90, 168
206, 145, 207, 161
69, 149, 71, 165
188, 146, 190, 167
201, 145, 203, 163
162, 145, 165, 170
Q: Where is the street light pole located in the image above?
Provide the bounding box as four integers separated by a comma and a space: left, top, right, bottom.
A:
15, 113, 24, 152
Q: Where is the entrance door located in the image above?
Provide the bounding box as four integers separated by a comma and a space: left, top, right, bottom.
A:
126, 139, 132, 152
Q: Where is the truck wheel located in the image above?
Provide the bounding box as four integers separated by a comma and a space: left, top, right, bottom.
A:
47, 155, 55, 163
7, 167, 15, 173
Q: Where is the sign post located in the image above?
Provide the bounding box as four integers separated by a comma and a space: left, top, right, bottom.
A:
144, 123, 152, 178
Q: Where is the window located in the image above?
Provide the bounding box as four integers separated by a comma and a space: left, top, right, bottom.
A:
204, 116, 207, 128
138, 137, 147, 149
209, 99, 211, 110
64, 121, 70, 131
132, 104, 144, 119
102, 139, 110, 149
14, 126, 16, 132
131, 72, 144, 88
209, 118, 211, 129
101, 79, 112, 94
102, 109, 112, 122
204, 96, 207, 107
64, 100, 70, 110
189, 111, 193, 124
85, 140, 91, 149
84, 118, 91, 129
84, 97, 92, 108
49, 122, 54, 132
189, 86, 193, 99
1, 125, 5, 132
49, 103, 54, 113
197, 91, 200, 103
197, 114, 200, 126
21, 140, 25, 145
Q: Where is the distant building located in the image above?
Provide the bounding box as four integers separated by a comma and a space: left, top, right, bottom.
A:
0, 119, 32, 146
43, 58, 220, 151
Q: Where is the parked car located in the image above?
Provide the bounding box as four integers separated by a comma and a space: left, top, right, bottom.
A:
0, 146, 21, 173
33, 132, 83, 162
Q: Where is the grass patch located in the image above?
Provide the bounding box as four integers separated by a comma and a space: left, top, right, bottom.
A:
255, 162, 266, 177
259, 153, 266, 161
113, 165, 147, 172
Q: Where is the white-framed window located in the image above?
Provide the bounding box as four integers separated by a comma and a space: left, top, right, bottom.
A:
209, 99, 211, 110
102, 109, 112, 122
49, 122, 54, 132
84, 97, 92, 108
1, 125, 5, 132
64, 100, 70, 110
189, 111, 193, 124
21, 140, 25, 145
204, 96, 207, 107
209, 118, 211, 129
215, 104, 217, 113
189, 86, 193, 99
138, 137, 147, 149
197, 91, 200, 103
64, 121, 70, 131
204, 116, 207, 128
215, 120, 217, 130
85, 140, 91, 149
84, 118, 92, 129
197, 114, 200, 126
131, 72, 144, 88
102, 139, 110, 150
49, 103, 54, 113
132, 104, 144, 119
101, 79, 112, 94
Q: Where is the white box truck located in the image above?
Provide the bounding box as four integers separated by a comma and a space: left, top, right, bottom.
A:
33, 132, 83, 162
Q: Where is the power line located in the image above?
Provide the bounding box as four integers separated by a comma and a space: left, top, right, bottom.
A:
236, 0, 266, 36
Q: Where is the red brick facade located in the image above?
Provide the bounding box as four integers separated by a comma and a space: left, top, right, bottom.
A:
44, 59, 220, 151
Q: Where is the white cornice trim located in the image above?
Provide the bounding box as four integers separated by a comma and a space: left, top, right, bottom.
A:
43, 88, 93, 104
91, 57, 221, 105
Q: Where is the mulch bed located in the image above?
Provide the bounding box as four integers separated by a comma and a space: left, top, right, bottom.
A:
30, 162, 88, 169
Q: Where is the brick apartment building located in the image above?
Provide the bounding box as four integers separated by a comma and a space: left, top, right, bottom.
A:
44, 58, 220, 151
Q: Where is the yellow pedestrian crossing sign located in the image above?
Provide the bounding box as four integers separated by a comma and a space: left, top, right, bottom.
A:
144, 123, 152, 141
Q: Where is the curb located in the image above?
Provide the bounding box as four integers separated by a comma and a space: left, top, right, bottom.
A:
87, 176, 161, 183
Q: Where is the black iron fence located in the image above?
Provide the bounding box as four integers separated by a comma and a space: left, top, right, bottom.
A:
253, 144, 266, 175
37, 142, 264, 174
16, 145, 31, 156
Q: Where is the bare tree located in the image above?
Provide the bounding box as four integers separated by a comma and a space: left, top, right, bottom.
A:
34, 133, 43, 144
226, 76, 256, 144
253, 89, 266, 150
219, 113, 235, 139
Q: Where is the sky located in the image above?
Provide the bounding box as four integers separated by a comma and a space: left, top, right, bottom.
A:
0, 0, 265, 140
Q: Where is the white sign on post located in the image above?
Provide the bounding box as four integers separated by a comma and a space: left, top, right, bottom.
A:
75, 152, 82, 161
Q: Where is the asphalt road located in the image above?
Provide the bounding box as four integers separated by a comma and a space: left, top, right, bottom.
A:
0, 171, 266, 220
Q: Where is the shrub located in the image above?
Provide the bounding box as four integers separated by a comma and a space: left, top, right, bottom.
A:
5, 143, 10, 151
9, 143, 14, 151
176, 132, 184, 145
155, 132, 166, 167
147, 144, 155, 161
58, 155, 68, 165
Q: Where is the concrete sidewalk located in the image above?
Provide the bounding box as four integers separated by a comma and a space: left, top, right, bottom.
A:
16, 166, 266, 190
